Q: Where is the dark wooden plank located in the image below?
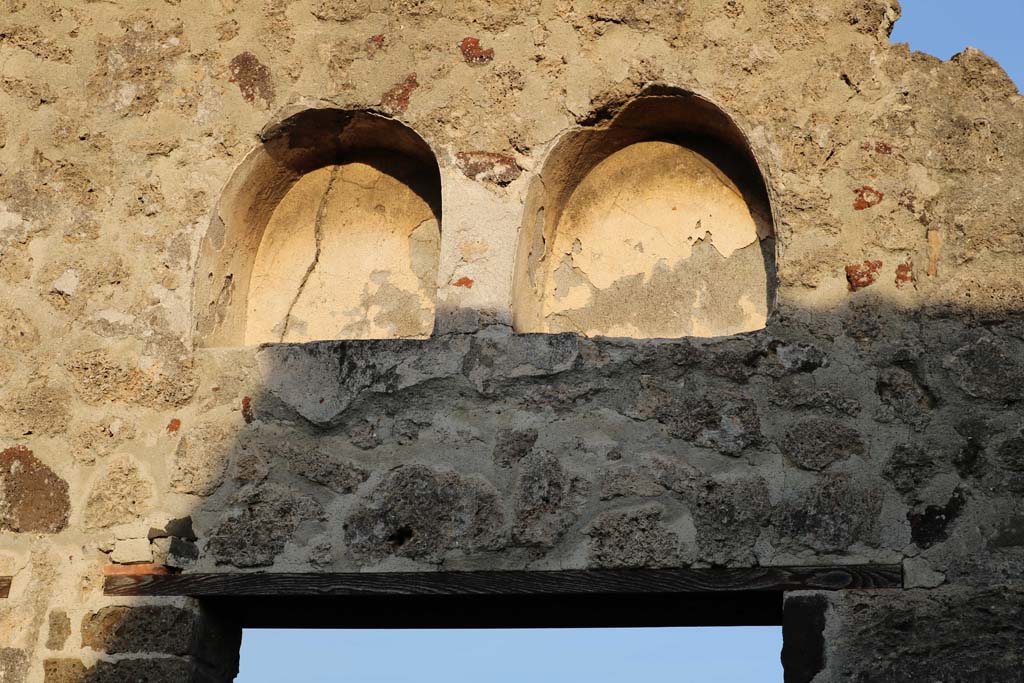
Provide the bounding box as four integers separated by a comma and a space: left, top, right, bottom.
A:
105, 565, 901, 598
211, 591, 785, 629
0, 576, 10, 599
105, 567, 899, 630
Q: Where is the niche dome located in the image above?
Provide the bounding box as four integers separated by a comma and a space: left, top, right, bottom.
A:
512, 93, 775, 338
194, 109, 441, 347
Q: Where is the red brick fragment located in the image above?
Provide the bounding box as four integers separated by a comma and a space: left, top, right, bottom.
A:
455, 151, 521, 185
895, 259, 915, 288
853, 186, 884, 210
241, 396, 254, 424
102, 563, 176, 576
166, 418, 181, 434
380, 73, 419, 113
860, 141, 893, 155
459, 37, 494, 65
453, 276, 475, 288
846, 260, 883, 291
367, 34, 385, 57
228, 51, 275, 106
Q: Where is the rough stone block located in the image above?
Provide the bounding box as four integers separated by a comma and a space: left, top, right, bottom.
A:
511, 453, 589, 547
81, 605, 195, 655
774, 474, 883, 553
344, 464, 504, 564
0, 648, 29, 683
875, 366, 935, 430
83, 455, 154, 529
152, 537, 200, 569
945, 336, 1024, 402
630, 382, 762, 456
691, 476, 770, 564
492, 427, 538, 468
171, 421, 233, 496
586, 504, 682, 568
455, 151, 520, 185
826, 587, 1024, 680
44, 656, 196, 683
903, 557, 946, 588
47, 609, 71, 650
110, 537, 154, 564
208, 483, 324, 568
778, 417, 865, 471
883, 443, 945, 495
0, 446, 70, 533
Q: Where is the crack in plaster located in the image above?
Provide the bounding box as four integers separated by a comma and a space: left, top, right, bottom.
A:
279, 166, 339, 342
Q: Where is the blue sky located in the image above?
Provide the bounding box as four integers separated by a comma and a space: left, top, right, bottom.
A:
237, 4, 1021, 681
237, 627, 783, 682
891, 0, 1022, 88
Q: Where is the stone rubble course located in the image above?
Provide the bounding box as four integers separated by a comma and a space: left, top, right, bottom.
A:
0, 0, 1022, 681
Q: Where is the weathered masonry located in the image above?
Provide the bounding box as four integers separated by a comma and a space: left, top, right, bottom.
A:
1, 1, 1023, 681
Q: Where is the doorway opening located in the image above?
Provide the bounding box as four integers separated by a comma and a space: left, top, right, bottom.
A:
236, 626, 783, 682
105, 567, 887, 681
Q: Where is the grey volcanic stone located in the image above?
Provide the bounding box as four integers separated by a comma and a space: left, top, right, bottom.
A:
344, 465, 505, 563
586, 504, 681, 568
875, 366, 935, 430
691, 476, 770, 564
598, 463, 666, 500
493, 427, 538, 468
43, 657, 194, 683
779, 417, 866, 471
208, 483, 324, 567
511, 452, 589, 547
631, 381, 762, 456
883, 443, 945, 495
258, 338, 467, 427
81, 606, 195, 655
945, 336, 1024, 402
774, 474, 883, 553
828, 587, 1024, 681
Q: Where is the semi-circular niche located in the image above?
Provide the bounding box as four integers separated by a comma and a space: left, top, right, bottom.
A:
193, 109, 441, 347
512, 93, 775, 338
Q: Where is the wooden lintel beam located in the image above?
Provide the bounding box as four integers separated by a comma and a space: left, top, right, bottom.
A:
105, 565, 901, 598
0, 576, 10, 598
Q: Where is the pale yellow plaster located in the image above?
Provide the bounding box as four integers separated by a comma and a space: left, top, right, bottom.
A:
536, 140, 771, 338
245, 160, 440, 344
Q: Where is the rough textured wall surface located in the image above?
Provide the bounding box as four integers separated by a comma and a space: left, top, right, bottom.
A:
1, 0, 1022, 681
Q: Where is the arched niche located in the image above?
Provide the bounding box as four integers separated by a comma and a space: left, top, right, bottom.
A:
512, 92, 775, 338
194, 109, 442, 347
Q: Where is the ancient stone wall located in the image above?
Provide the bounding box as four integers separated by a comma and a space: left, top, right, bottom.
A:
1, 1, 1022, 681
